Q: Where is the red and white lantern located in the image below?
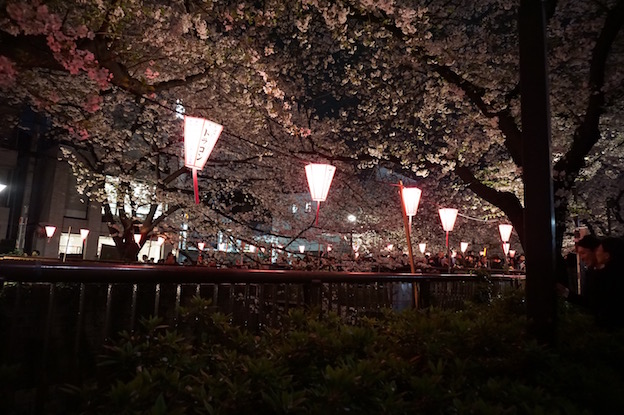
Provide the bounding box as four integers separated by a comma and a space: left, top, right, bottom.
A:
184, 115, 224, 204
305, 163, 336, 225
45, 225, 56, 239
401, 187, 422, 227
498, 223, 513, 243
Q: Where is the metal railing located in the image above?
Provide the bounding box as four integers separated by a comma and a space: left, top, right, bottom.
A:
0, 258, 524, 413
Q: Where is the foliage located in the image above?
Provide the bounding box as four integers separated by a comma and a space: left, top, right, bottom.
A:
62, 294, 624, 414
0, 0, 623, 262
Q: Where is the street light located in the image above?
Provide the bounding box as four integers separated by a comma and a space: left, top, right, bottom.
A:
438, 208, 458, 273
184, 115, 223, 204
305, 163, 336, 226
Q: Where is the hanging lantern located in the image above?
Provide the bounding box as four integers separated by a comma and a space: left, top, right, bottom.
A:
401, 187, 422, 227
460, 242, 469, 253
498, 223, 513, 243
438, 208, 458, 232
197, 242, 205, 251
305, 163, 336, 225
299, 245, 305, 253
45, 225, 56, 238
509, 249, 516, 258
134, 234, 141, 245
80, 229, 90, 240
503, 242, 510, 255
157, 236, 165, 246
184, 115, 224, 204
419, 243, 426, 254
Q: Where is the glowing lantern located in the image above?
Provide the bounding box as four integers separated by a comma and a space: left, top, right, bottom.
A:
503, 243, 510, 255
299, 245, 305, 253
439, 209, 458, 232
460, 242, 469, 253
157, 236, 165, 246
509, 249, 516, 258
419, 243, 426, 254
401, 187, 422, 227
498, 224, 513, 243
438, 208, 458, 273
80, 229, 90, 240
197, 242, 205, 251
45, 225, 56, 239
305, 163, 336, 225
134, 234, 141, 245
184, 115, 224, 204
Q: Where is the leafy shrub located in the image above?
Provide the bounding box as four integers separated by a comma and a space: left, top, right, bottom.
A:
63, 293, 624, 414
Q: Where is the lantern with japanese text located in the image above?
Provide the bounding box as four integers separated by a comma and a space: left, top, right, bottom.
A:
305, 163, 336, 225
184, 116, 224, 204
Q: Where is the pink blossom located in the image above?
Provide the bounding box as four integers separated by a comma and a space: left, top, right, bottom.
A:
0, 56, 17, 87
84, 95, 102, 113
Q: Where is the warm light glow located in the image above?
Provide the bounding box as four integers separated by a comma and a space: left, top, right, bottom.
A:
503, 243, 510, 255
157, 236, 165, 246
460, 242, 469, 253
305, 163, 336, 202
45, 225, 56, 238
438, 208, 458, 232
80, 229, 90, 240
197, 242, 205, 251
387, 244, 393, 251
509, 249, 516, 258
402, 187, 422, 217
134, 234, 141, 244
419, 243, 426, 254
498, 224, 513, 243
184, 116, 223, 170
299, 245, 305, 253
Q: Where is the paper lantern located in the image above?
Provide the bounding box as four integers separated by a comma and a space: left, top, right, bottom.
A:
184, 115, 223, 204
503, 242, 510, 255
438, 208, 458, 232
134, 234, 141, 244
460, 242, 469, 253
80, 229, 90, 240
305, 163, 336, 225
299, 245, 305, 253
498, 224, 513, 243
45, 226, 56, 238
402, 187, 422, 218
419, 243, 426, 254
197, 242, 205, 251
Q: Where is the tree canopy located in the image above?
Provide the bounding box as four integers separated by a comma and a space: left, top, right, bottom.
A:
1, 0, 622, 259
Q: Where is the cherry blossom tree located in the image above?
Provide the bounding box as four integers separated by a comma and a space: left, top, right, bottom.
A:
1, 0, 622, 262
